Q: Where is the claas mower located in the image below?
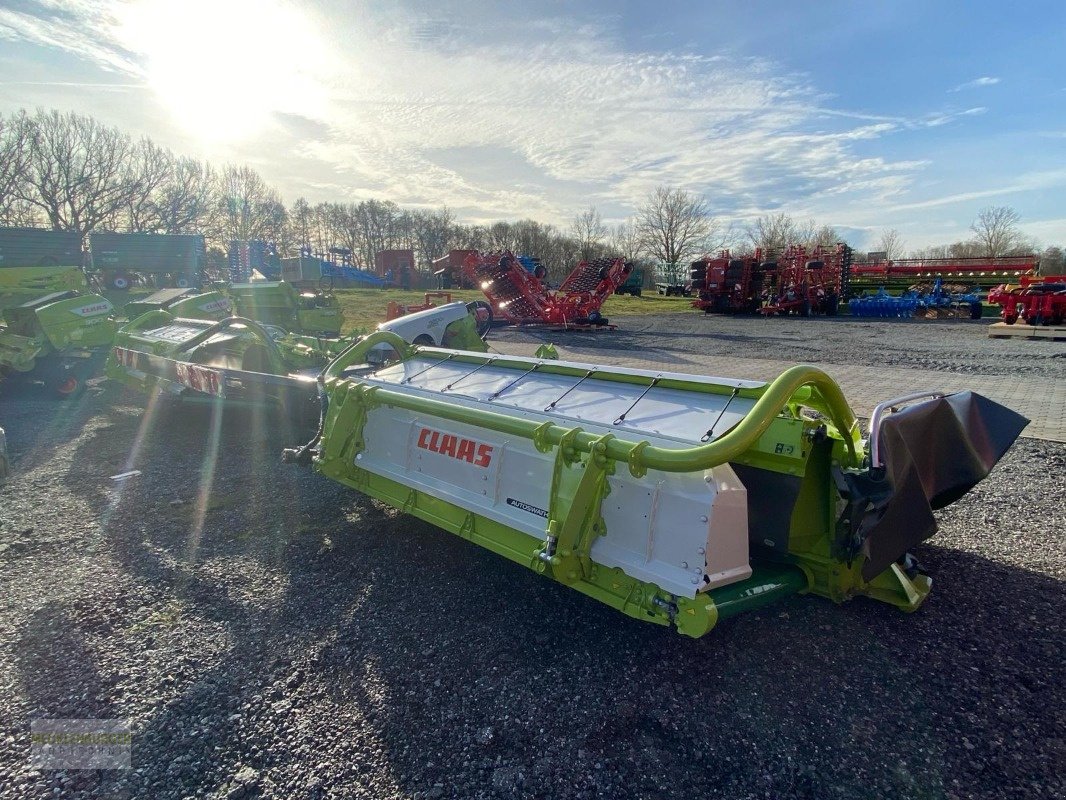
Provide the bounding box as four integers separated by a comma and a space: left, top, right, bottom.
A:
226, 281, 343, 336
121, 287, 233, 322
0, 290, 116, 397
286, 333, 1027, 637
107, 302, 490, 427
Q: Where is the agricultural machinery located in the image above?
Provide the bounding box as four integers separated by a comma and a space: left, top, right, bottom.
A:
285, 333, 1025, 637
225, 281, 343, 336
850, 254, 1038, 292
462, 252, 631, 326
0, 227, 86, 305
692, 244, 850, 317
758, 244, 850, 316
0, 290, 116, 397
228, 240, 282, 281
691, 252, 765, 314
432, 250, 478, 290
122, 287, 233, 322
108, 303, 489, 425
849, 278, 984, 320
989, 275, 1066, 326
89, 232, 206, 290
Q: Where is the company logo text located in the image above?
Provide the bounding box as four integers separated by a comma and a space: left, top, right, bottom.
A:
416, 427, 492, 467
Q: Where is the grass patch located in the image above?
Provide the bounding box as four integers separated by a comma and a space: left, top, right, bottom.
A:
600, 292, 698, 318
331, 288, 697, 333
332, 288, 484, 334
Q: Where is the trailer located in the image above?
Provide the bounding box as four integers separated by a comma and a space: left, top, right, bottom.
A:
462, 252, 631, 326
88, 232, 206, 290
654, 262, 690, 296
285, 332, 1026, 637
613, 267, 645, 297
989, 275, 1066, 326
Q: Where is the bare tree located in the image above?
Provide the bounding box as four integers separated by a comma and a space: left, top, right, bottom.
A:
18, 110, 136, 234
611, 219, 643, 262
637, 187, 718, 267
0, 112, 31, 222
213, 164, 286, 244
353, 199, 400, 267
118, 138, 175, 232
486, 221, 518, 252
806, 224, 839, 250
570, 206, 607, 261
410, 207, 455, 267
970, 206, 1022, 258
1039, 246, 1063, 276
876, 228, 904, 261
156, 158, 216, 235
747, 212, 798, 255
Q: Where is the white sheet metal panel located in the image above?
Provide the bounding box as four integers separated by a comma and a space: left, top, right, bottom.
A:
358, 394, 752, 597
368, 353, 761, 445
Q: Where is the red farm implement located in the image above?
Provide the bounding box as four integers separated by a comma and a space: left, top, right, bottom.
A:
988, 275, 1066, 326
691, 250, 765, 314
758, 243, 851, 316
461, 251, 631, 326
851, 255, 1037, 291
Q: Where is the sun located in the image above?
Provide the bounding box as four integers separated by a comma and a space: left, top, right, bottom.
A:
119, 0, 327, 142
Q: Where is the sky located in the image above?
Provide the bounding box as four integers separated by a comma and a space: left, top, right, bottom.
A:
0, 0, 1064, 251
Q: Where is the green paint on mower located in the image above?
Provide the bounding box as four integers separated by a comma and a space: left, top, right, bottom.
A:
226, 281, 343, 336
291, 332, 1027, 637
0, 290, 116, 396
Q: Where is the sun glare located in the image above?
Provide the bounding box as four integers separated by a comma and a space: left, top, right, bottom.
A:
120, 0, 327, 142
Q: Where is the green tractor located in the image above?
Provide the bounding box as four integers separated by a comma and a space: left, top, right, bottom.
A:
0, 291, 117, 397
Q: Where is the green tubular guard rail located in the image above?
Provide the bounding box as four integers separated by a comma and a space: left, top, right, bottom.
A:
323, 331, 862, 474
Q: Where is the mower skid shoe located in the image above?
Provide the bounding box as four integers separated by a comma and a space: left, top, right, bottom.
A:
839, 391, 1028, 581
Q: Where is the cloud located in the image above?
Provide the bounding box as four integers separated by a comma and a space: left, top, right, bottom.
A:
950, 76, 1000, 92
0, 1, 997, 230
887, 169, 1066, 212
923, 107, 987, 127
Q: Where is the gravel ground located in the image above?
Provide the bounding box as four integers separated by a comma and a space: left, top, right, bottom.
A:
0, 327, 1063, 799
491, 314, 1066, 379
